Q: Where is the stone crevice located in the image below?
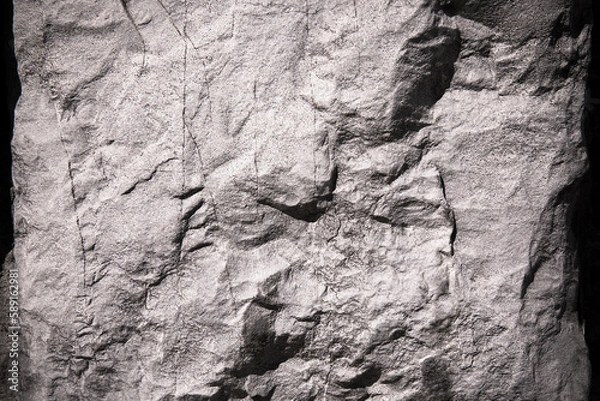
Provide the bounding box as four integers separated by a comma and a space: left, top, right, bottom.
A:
54, 104, 89, 288
118, 0, 147, 74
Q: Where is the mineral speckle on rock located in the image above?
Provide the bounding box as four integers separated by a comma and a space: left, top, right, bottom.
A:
9, 0, 594, 400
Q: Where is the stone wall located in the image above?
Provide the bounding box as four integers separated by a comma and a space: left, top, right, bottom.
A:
8, 0, 594, 400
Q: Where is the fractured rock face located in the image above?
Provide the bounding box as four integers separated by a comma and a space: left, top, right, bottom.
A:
11, 0, 592, 400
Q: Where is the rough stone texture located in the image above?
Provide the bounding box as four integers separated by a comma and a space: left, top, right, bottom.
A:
11, 0, 592, 400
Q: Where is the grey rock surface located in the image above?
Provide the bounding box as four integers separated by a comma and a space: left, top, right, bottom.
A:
11, 0, 592, 400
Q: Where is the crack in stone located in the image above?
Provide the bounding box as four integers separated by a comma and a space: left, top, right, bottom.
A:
438, 172, 457, 256
121, 157, 177, 195
178, 0, 189, 265
118, 0, 147, 75
53, 104, 89, 289
252, 80, 261, 216
152, 0, 199, 49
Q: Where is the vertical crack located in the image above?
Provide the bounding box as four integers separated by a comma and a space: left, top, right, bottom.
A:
177, 0, 189, 265
182, 0, 189, 187
305, 0, 318, 193
184, 120, 219, 222
137, 0, 218, 226
352, 0, 361, 76
231, 0, 237, 38
322, 310, 333, 401
438, 172, 456, 256
152, 0, 198, 49
201, 59, 213, 120
118, 0, 147, 75
252, 80, 260, 214
223, 258, 238, 309
154, 0, 184, 37
54, 106, 88, 289
192, 57, 220, 221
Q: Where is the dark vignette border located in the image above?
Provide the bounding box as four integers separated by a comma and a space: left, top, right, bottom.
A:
577, 0, 600, 399
0, 0, 598, 399
0, 0, 20, 398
